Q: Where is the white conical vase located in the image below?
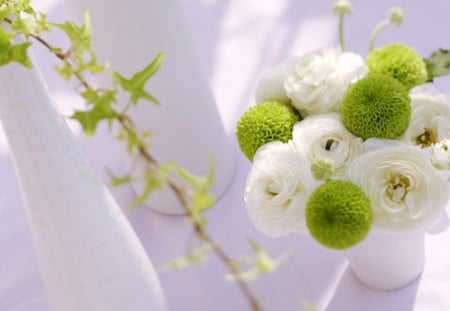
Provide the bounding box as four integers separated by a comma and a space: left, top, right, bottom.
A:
343, 228, 425, 291
62, 0, 235, 215
0, 58, 166, 310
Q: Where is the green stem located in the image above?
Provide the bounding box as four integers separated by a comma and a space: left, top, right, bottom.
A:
338, 14, 345, 52
368, 19, 390, 52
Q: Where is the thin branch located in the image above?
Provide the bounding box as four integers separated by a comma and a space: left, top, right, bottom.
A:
16, 20, 264, 311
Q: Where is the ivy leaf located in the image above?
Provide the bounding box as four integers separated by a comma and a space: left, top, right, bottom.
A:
159, 242, 215, 272
162, 158, 215, 229
83, 56, 107, 74
52, 11, 92, 61
117, 127, 151, 154
250, 240, 287, 274
225, 240, 289, 282
71, 89, 118, 135
0, 0, 33, 12
0, 28, 31, 67
113, 52, 164, 104
106, 169, 132, 187
8, 42, 31, 67
300, 301, 321, 311
424, 49, 450, 82
0, 0, 33, 18
130, 167, 165, 208
54, 61, 74, 80
11, 12, 50, 36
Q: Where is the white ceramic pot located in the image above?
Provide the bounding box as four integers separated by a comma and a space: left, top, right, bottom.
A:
344, 228, 425, 291
62, 0, 235, 215
0, 58, 166, 310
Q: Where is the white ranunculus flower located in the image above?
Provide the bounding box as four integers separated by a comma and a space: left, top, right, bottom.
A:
402, 85, 450, 147
291, 113, 366, 177
255, 56, 300, 104
245, 141, 318, 237
284, 47, 367, 116
347, 146, 448, 232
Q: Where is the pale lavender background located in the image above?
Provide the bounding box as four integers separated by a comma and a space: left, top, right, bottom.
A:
1, 0, 450, 310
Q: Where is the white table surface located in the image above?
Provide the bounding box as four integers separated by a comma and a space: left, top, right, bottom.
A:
1, 0, 450, 310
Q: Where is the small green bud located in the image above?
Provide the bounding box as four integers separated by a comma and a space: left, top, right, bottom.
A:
388, 7, 405, 26
333, 0, 352, 15
310, 158, 334, 181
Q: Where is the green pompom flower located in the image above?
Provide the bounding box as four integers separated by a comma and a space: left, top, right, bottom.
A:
366, 44, 428, 89
305, 180, 373, 250
236, 101, 299, 161
341, 73, 411, 140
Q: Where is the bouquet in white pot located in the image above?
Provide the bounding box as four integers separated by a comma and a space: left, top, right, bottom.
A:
236, 0, 450, 290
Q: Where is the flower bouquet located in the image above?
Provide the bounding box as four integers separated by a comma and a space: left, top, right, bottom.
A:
236, 0, 450, 291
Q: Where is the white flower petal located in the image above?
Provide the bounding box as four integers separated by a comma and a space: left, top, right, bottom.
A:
245, 141, 319, 237
431, 139, 450, 170
255, 56, 301, 104
363, 138, 405, 151
284, 47, 367, 116
292, 113, 365, 177
347, 146, 448, 232
402, 85, 450, 147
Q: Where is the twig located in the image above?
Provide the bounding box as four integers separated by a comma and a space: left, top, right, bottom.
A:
9, 18, 264, 311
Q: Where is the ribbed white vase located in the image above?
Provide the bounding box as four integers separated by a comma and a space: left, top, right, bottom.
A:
0, 59, 166, 310
344, 228, 425, 291
62, 0, 235, 215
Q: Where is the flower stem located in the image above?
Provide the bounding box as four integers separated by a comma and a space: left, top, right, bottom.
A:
368, 19, 389, 52
338, 14, 345, 52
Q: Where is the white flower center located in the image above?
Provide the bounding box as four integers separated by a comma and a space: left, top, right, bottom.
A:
266, 182, 281, 197
386, 174, 411, 204
324, 138, 340, 151
414, 128, 437, 148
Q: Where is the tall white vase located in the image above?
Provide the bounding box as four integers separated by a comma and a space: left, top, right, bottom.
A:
62, 0, 235, 215
0, 59, 166, 310
344, 228, 425, 291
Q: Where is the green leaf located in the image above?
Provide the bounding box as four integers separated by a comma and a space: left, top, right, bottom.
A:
117, 127, 150, 154
54, 62, 74, 80
130, 167, 165, 208
84, 56, 107, 74
9, 42, 31, 67
71, 89, 118, 135
11, 11, 50, 36
113, 52, 164, 104
52, 11, 92, 61
300, 301, 321, 311
424, 49, 450, 82
161, 158, 215, 229
159, 242, 214, 272
0, 0, 32, 16
250, 239, 286, 274
106, 169, 132, 187
225, 240, 289, 282
0, 28, 31, 67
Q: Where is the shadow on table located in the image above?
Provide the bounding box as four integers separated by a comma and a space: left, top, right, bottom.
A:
325, 265, 420, 311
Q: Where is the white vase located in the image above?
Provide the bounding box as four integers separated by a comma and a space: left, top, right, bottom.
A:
0, 58, 166, 310
62, 0, 235, 215
343, 228, 425, 291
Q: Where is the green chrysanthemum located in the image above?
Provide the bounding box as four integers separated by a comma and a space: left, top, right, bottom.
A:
236, 101, 299, 161
305, 180, 373, 250
341, 73, 411, 140
366, 43, 428, 89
